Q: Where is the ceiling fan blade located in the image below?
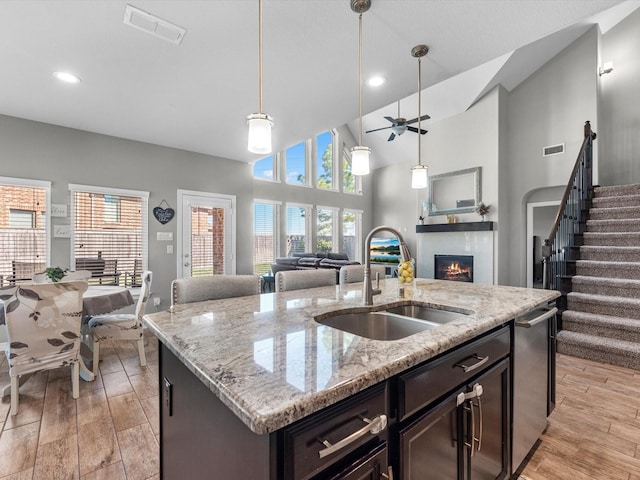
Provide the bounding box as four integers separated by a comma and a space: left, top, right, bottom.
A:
407, 126, 428, 135
365, 125, 394, 133
384, 116, 398, 124
387, 132, 396, 141
404, 114, 431, 125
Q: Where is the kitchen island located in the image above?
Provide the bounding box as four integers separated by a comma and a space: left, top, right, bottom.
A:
144, 278, 559, 479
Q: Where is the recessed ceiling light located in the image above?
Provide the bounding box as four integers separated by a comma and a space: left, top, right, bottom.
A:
366, 76, 386, 87
53, 71, 81, 84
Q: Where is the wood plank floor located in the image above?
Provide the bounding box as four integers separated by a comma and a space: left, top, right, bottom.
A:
1, 335, 639, 479
0, 331, 159, 479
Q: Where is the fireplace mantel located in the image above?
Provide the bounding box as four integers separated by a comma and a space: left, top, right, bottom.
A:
416, 221, 494, 233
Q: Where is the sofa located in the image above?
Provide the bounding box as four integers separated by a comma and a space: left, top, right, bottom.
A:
270, 252, 360, 276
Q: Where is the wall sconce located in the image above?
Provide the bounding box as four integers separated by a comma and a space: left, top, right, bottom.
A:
599, 61, 613, 76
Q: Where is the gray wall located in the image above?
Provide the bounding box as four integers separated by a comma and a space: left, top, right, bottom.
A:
599, 8, 640, 185
504, 27, 598, 286
0, 115, 371, 309
372, 87, 501, 275
0, 114, 253, 310
373, 27, 603, 287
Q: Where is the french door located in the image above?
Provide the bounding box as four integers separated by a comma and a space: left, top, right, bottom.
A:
177, 190, 235, 278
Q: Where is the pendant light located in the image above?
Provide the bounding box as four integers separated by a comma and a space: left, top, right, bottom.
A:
410, 44, 429, 189
247, 0, 273, 154
350, 0, 372, 176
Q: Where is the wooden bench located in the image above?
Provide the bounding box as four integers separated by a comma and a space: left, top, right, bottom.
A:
75, 257, 121, 285
1, 260, 46, 285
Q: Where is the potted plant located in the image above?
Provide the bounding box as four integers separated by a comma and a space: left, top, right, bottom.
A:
418, 215, 425, 225
476, 202, 491, 221
44, 267, 67, 283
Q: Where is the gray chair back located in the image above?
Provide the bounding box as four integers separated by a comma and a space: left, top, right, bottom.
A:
172, 275, 260, 306
339, 264, 386, 285
275, 269, 336, 293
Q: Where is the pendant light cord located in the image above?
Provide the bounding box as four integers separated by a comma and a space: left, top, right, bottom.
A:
417, 55, 422, 166
258, 0, 263, 114
358, 12, 363, 145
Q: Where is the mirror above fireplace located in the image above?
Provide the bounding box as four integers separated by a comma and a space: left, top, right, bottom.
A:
427, 166, 481, 216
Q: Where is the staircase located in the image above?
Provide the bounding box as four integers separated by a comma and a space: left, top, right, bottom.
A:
557, 184, 640, 370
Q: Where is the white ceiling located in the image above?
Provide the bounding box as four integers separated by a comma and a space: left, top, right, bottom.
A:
0, 0, 637, 169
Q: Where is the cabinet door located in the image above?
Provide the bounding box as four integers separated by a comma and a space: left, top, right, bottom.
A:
399, 390, 462, 480
464, 358, 509, 480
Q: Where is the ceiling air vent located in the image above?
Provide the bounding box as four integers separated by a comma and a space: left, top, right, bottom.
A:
543, 143, 565, 157
123, 5, 186, 45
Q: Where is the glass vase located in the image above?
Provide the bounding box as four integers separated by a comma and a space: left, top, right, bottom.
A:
397, 259, 415, 285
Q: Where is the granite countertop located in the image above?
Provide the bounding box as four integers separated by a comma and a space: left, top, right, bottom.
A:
143, 279, 559, 434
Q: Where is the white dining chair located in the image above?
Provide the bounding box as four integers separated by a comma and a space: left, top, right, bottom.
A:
88, 270, 152, 375
275, 269, 336, 292
339, 264, 386, 285
1, 281, 87, 415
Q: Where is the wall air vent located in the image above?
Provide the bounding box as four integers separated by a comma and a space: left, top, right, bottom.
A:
543, 143, 565, 157
123, 5, 186, 45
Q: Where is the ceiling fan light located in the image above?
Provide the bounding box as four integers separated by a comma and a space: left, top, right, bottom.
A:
247, 113, 273, 154
411, 164, 428, 189
351, 145, 370, 175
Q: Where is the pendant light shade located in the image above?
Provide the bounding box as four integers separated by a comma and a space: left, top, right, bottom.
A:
351, 145, 371, 175
247, 113, 273, 154
350, 0, 371, 176
247, 0, 273, 154
411, 164, 428, 189
411, 44, 429, 189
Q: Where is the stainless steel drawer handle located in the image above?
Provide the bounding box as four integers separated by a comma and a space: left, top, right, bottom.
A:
318, 414, 388, 459
454, 354, 489, 373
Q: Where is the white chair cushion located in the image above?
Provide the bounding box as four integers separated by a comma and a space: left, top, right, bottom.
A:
89, 313, 141, 341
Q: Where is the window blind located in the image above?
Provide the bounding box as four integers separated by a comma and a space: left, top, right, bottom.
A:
253, 202, 279, 275
0, 182, 48, 285
70, 185, 148, 287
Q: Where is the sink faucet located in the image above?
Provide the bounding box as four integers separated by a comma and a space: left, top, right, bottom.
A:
363, 226, 412, 305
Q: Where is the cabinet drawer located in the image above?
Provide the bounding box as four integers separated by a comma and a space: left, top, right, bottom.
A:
398, 325, 510, 421
282, 383, 389, 480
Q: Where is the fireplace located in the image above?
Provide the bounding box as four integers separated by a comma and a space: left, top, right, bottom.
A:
435, 255, 474, 282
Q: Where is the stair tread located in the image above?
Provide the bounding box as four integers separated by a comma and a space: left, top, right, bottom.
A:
557, 330, 640, 354
571, 275, 640, 286
567, 291, 640, 306
579, 245, 640, 251
576, 259, 640, 266
562, 310, 640, 328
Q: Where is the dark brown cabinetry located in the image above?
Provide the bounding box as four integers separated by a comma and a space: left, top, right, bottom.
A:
159, 325, 512, 480
396, 327, 511, 480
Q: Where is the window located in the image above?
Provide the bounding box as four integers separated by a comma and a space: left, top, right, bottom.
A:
0, 178, 50, 285
286, 203, 311, 255
316, 131, 335, 190
285, 141, 308, 186
9, 209, 36, 228
342, 147, 361, 194
69, 184, 148, 287
103, 194, 120, 223
342, 209, 362, 263
253, 154, 278, 182
316, 207, 336, 253
253, 200, 280, 275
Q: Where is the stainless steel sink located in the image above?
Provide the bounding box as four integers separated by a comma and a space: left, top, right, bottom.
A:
316, 311, 435, 341
315, 304, 470, 341
385, 305, 469, 325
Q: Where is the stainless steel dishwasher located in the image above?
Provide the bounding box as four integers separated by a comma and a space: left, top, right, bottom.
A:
512, 305, 557, 474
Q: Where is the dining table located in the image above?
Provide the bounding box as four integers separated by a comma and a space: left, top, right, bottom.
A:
1, 284, 135, 396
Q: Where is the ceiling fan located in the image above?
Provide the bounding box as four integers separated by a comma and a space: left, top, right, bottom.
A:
365, 100, 430, 141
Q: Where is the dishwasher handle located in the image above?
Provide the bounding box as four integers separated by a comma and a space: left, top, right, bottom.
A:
515, 307, 557, 328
